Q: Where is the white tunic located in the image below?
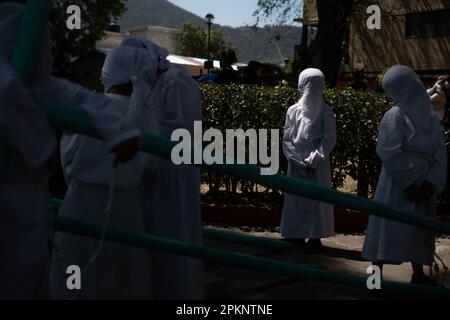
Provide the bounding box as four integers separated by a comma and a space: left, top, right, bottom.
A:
0, 55, 57, 295
50, 94, 157, 299
141, 67, 204, 300
0, 68, 138, 299
281, 103, 336, 239
0, 3, 139, 299
362, 106, 447, 265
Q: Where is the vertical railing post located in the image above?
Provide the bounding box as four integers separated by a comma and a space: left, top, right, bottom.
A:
0, 0, 51, 178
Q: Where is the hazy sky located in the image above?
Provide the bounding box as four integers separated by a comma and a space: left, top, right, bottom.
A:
168, 0, 260, 27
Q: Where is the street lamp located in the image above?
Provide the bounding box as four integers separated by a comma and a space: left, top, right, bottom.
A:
205, 13, 215, 74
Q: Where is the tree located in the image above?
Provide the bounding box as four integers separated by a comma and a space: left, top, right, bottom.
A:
176, 22, 231, 60
255, 0, 356, 87
254, 0, 301, 25
49, 0, 126, 77
316, 0, 355, 87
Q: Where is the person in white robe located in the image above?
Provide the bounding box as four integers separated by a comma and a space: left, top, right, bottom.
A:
362, 65, 447, 285
427, 76, 449, 121
122, 37, 204, 300
50, 45, 161, 300
281, 68, 337, 254
0, 3, 140, 299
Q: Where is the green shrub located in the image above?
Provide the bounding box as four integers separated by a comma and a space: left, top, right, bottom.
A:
199, 84, 393, 199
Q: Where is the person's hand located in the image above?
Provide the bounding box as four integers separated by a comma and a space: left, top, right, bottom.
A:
113, 138, 139, 167
305, 150, 324, 170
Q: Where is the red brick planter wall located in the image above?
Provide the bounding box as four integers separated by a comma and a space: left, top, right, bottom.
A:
202, 204, 450, 234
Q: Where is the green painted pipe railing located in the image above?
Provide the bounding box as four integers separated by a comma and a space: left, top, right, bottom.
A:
36, 103, 450, 236
52, 214, 450, 298
49, 199, 324, 271
40, 106, 450, 236
0, 0, 50, 178
11, 0, 50, 84
50, 198, 298, 250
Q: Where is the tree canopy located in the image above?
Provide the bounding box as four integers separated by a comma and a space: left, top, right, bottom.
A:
254, 0, 301, 25
255, 0, 357, 87
176, 22, 232, 60
49, 0, 126, 77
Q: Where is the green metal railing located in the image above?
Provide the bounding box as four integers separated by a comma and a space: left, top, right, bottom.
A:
50, 198, 298, 250
52, 214, 450, 298
2, 0, 450, 297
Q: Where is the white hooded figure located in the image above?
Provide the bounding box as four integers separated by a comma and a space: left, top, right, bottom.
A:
122, 37, 204, 300
0, 3, 139, 299
362, 65, 447, 284
427, 76, 449, 121
50, 45, 161, 300
281, 68, 336, 253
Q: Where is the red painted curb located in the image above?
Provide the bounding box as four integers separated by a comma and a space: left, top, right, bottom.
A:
201, 204, 450, 234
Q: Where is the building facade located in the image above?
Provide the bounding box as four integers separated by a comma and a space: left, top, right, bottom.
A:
348, 0, 450, 74
97, 25, 177, 54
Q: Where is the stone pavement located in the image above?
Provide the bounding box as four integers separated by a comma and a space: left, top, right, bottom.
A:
203, 229, 450, 300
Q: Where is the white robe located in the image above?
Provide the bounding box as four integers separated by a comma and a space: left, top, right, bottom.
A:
362, 106, 447, 266
141, 67, 204, 300
281, 103, 336, 239
50, 94, 158, 299
0, 63, 139, 299
0, 3, 139, 299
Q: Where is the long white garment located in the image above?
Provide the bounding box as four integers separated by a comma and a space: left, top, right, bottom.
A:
281, 69, 337, 239
0, 3, 139, 299
51, 44, 160, 299
51, 94, 157, 300
427, 83, 447, 120
141, 66, 204, 300
362, 65, 447, 266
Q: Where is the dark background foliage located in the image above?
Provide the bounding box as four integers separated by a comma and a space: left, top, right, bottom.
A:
49, 0, 126, 78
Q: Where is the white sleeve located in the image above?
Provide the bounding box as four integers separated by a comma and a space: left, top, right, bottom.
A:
34, 77, 141, 150
376, 109, 429, 189
0, 57, 56, 168
159, 71, 201, 137
60, 133, 85, 184
305, 107, 337, 169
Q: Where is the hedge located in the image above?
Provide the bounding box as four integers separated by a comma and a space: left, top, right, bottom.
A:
199, 84, 450, 205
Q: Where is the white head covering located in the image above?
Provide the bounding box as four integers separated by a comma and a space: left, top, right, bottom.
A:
293, 68, 326, 144
101, 44, 158, 122
0, 2, 52, 87
382, 65, 433, 132
121, 37, 170, 71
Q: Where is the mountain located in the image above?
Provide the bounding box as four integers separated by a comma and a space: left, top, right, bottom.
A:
118, 0, 205, 30
118, 0, 302, 64
222, 25, 301, 64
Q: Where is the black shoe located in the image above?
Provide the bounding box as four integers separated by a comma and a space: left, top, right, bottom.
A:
283, 238, 306, 246
303, 239, 323, 254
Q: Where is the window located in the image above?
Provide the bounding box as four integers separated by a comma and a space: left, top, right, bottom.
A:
405, 9, 450, 38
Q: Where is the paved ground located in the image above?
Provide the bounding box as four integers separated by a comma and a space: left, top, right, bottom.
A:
203, 229, 450, 300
